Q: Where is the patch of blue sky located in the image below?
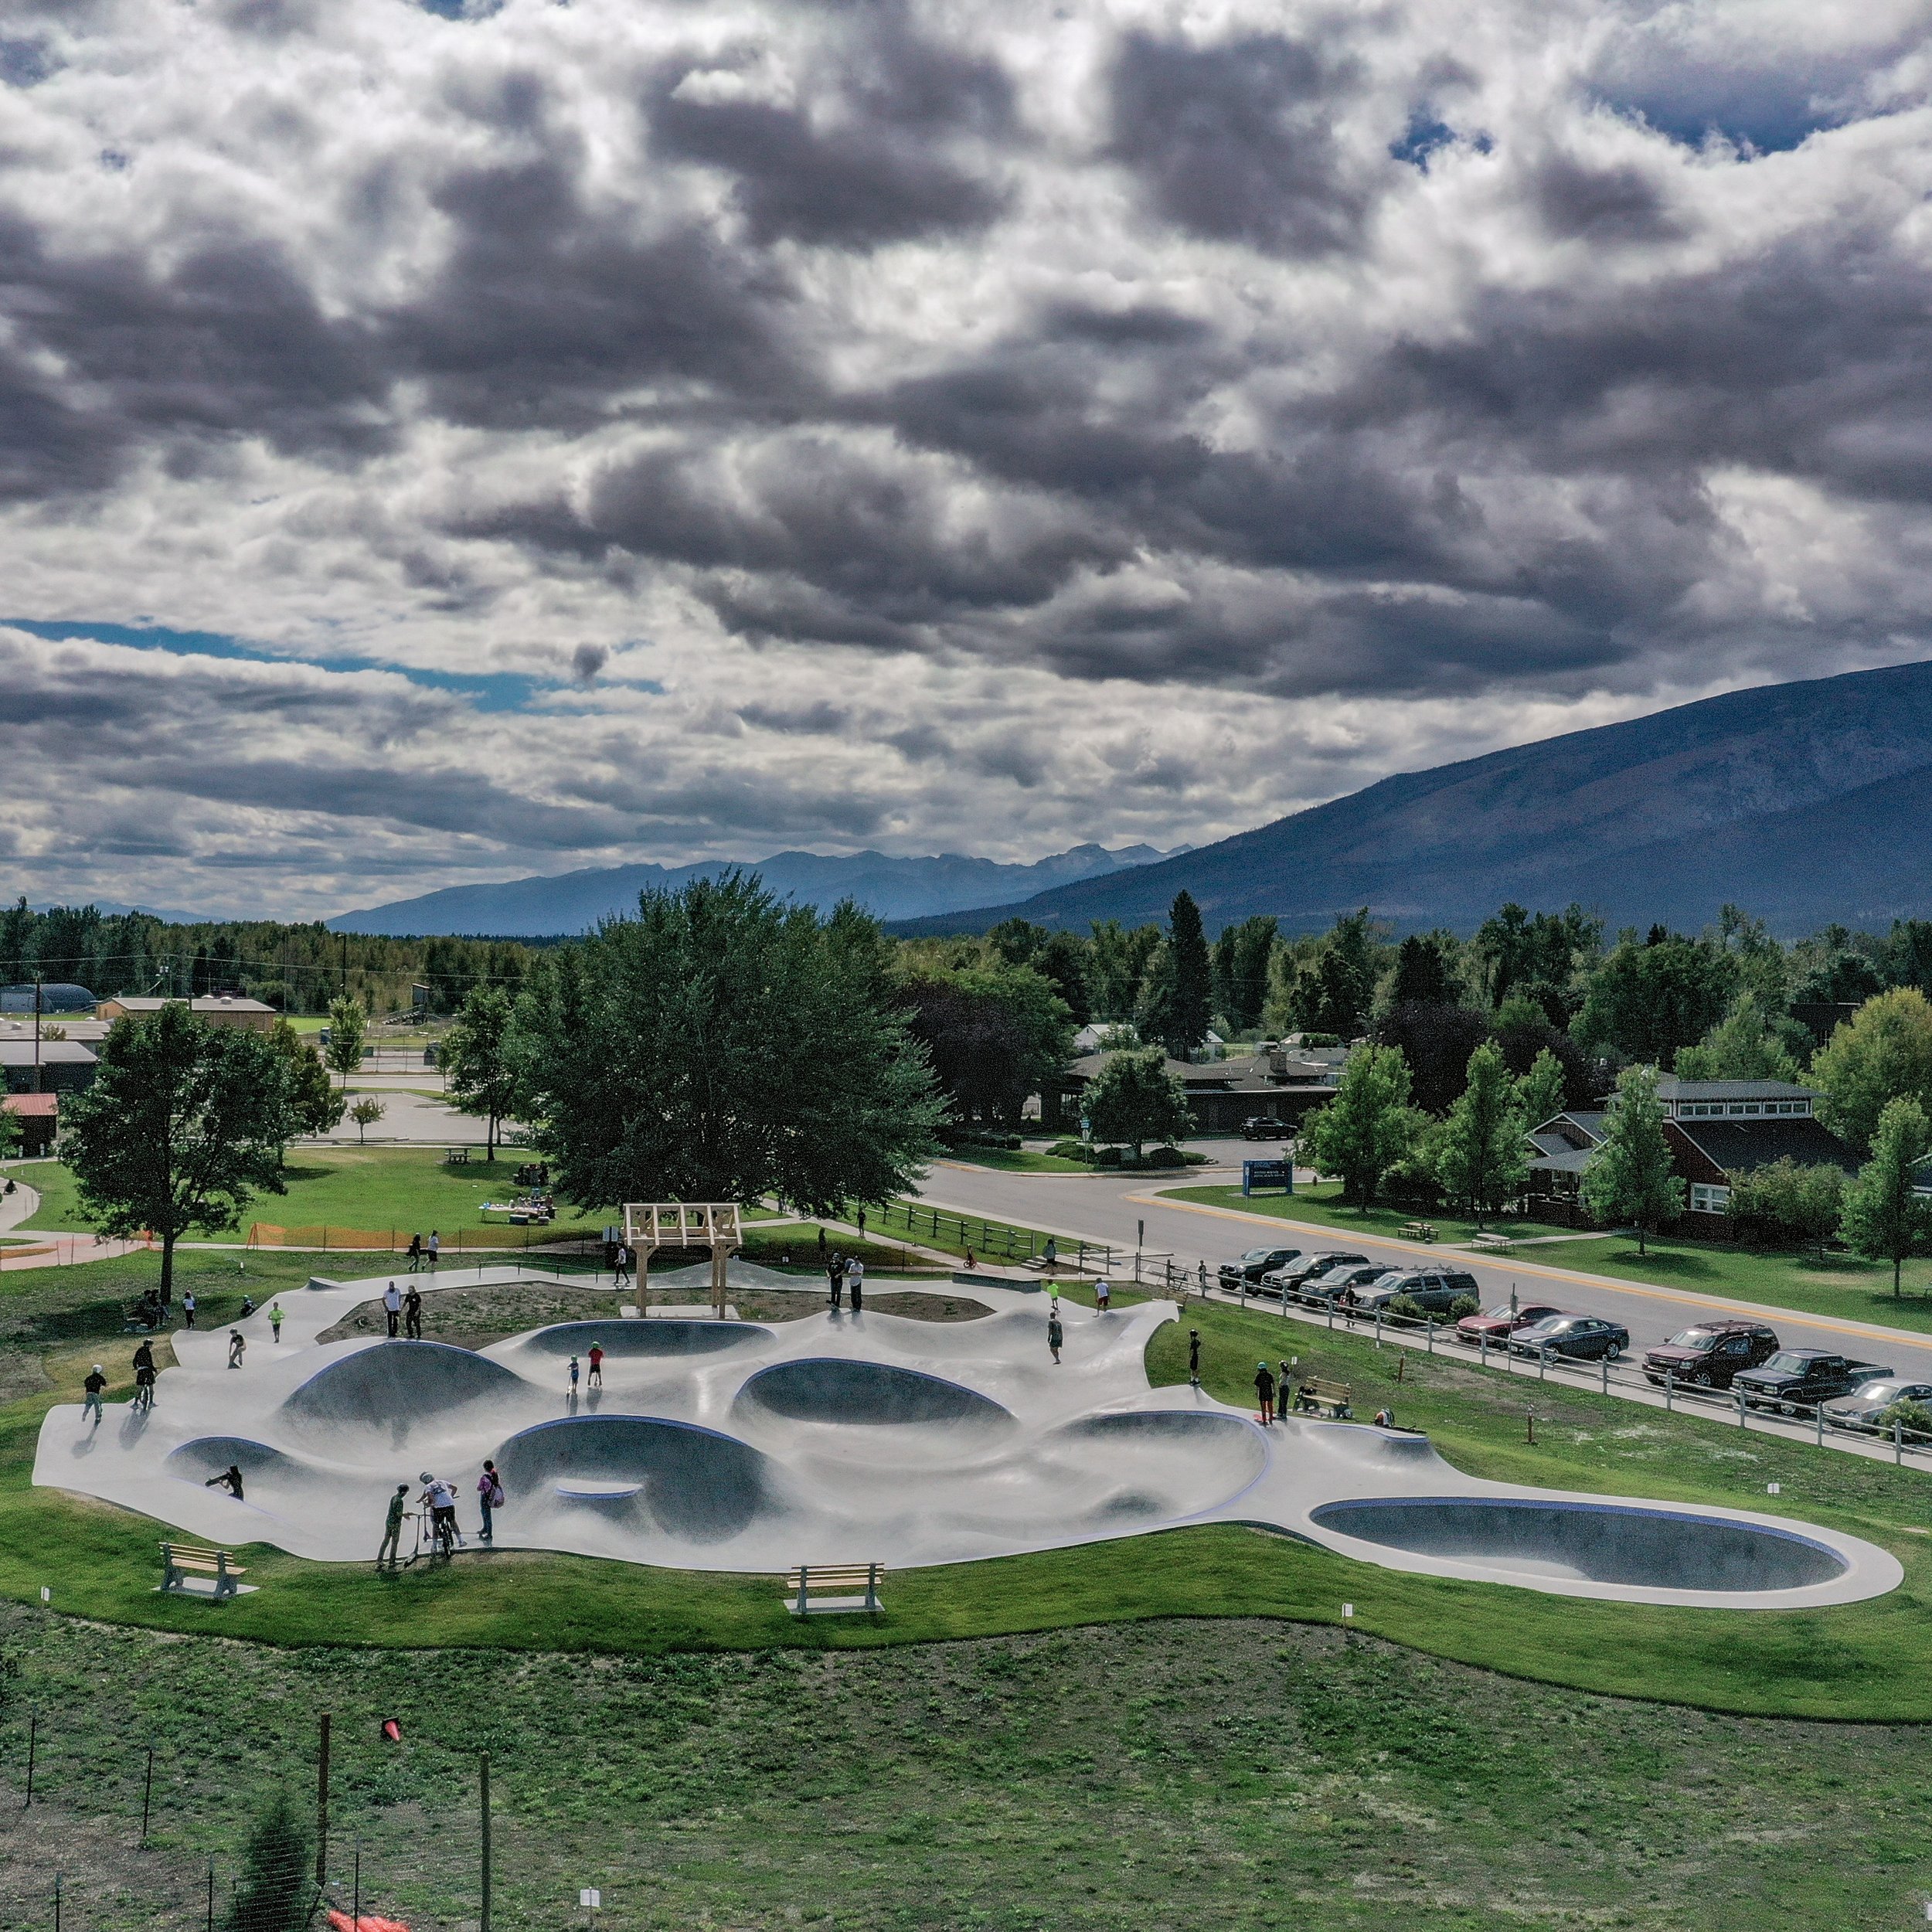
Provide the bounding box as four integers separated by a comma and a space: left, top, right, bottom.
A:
2, 618, 662, 709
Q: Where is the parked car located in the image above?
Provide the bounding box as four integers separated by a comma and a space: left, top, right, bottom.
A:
1641, 1321, 1780, 1390
1218, 1247, 1302, 1290
1822, 1378, 1932, 1435
1456, 1301, 1566, 1346
1296, 1263, 1391, 1307
1345, 1268, 1481, 1318
1507, 1314, 1630, 1362
1241, 1117, 1290, 1140
1734, 1350, 1895, 1413
1257, 1251, 1370, 1299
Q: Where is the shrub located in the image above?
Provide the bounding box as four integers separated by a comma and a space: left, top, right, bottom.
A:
225, 1794, 310, 1932
1047, 1138, 1091, 1161
1447, 1294, 1480, 1319
1387, 1294, 1426, 1322
1144, 1145, 1185, 1167
1882, 1397, 1932, 1444
1094, 1145, 1125, 1168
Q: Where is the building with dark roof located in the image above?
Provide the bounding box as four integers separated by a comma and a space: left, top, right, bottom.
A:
1045, 1043, 1342, 1135
0, 1038, 97, 1095
1525, 1077, 1855, 1232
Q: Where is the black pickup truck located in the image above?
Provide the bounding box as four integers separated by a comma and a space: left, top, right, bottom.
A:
1733, 1349, 1895, 1413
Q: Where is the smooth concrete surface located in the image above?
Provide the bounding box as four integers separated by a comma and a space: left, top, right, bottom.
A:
33, 1263, 1903, 1608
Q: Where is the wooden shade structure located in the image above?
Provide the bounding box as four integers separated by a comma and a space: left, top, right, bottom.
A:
620, 1202, 745, 1316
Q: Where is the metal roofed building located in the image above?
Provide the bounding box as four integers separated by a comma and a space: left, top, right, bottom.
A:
96, 994, 277, 1032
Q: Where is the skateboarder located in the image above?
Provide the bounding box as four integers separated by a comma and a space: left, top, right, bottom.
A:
1095, 1277, 1111, 1314
403, 1285, 423, 1339
1253, 1360, 1276, 1425
378, 1484, 410, 1566
383, 1281, 402, 1338
227, 1329, 247, 1369
204, 1464, 244, 1502
82, 1365, 107, 1424
587, 1343, 604, 1387
1188, 1329, 1201, 1387
1047, 1310, 1063, 1363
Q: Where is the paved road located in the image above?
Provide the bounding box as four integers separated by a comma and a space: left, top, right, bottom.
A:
913, 1141, 1932, 1383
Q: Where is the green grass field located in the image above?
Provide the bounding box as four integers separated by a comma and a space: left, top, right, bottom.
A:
3, 1251, 1932, 1926
1165, 1182, 1932, 1332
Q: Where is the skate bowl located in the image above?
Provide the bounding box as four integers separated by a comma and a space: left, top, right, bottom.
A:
509, 1319, 770, 1360
164, 1437, 326, 1504
735, 1358, 1015, 1428
281, 1341, 526, 1442
1310, 1496, 1849, 1592
493, 1414, 780, 1543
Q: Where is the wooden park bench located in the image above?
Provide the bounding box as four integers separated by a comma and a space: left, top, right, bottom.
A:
784, 1562, 885, 1616
1291, 1379, 1354, 1420
1398, 1220, 1437, 1243
442, 1147, 470, 1165
159, 1542, 247, 1601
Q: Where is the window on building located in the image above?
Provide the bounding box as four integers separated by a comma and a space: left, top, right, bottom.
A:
1689, 1182, 1732, 1213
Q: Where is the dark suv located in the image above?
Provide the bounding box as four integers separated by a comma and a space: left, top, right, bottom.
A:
1257, 1251, 1370, 1299
1298, 1263, 1391, 1307
1218, 1247, 1301, 1290
1346, 1268, 1480, 1317
1641, 1321, 1779, 1389
1241, 1117, 1290, 1140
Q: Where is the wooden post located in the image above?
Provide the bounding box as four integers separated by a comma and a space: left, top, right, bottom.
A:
711, 1242, 728, 1319
316, 1712, 331, 1888
479, 1753, 492, 1932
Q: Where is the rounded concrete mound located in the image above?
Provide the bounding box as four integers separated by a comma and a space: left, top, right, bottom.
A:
513, 1319, 769, 1359
493, 1414, 777, 1543
164, 1436, 321, 1499
281, 1341, 526, 1440
735, 1358, 1014, 1428
1311, 1497, 1849, 1592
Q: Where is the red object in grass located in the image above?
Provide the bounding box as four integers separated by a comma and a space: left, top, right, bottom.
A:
380, 1718, 402, 1743
328, 1911, 412, 1932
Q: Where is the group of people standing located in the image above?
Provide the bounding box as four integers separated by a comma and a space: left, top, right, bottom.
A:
403, 1231, 441, 1271
378, 1459, 506, 1566
381, 1281, 426, 1338
824, 1247, 865, 1312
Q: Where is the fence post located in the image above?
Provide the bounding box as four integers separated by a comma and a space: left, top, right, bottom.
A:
25, 1711, 35, 1806
1897, 1417, 1905, 1466
1601, 1355, 1608, 1397
1427, 1317, 1434, 1354
1539, 1342, 1547, 1382
1375, 1308, 1383, 1348
1736, 1388, 1747, 1430
316, 1712, 331, 1888
1815, 1401, 1824, 1450
1665, 1369, 1673, 1413
480, 1751, 492, 1932
141, 1743, 153, 1845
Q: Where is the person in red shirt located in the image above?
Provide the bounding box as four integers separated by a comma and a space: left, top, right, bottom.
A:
587, 1343, 604, 1388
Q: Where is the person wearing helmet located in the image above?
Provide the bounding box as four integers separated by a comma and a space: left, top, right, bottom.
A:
82, 1365, 107, 1425
1253, 1360, 1277, 1426
420, 1471, 461, 1556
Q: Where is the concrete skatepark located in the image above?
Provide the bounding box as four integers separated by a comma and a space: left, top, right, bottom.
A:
33, 1264, 1903, 1610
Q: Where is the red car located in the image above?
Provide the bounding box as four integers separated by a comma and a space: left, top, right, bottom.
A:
1456, 1301, 1564, 1346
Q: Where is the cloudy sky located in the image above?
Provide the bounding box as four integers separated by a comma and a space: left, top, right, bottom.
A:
3, 0, 1930, 919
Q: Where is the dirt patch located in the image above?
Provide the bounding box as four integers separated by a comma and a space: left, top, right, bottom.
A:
320, 1282, 992, 1348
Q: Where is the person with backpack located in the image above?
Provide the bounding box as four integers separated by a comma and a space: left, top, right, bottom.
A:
476, 1459, 505, 1545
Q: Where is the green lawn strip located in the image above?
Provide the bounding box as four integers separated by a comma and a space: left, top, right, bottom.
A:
1165, 1179, 1570, 1246
874, 1196, 1066, 1263
1168, 1182, 1932, 1333
1, 1260, 1929, 1717
936, 1145, 1094, 1172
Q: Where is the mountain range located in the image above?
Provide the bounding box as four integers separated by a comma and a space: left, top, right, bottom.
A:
893, 658, 1932, 937
328, 843, 1182, 937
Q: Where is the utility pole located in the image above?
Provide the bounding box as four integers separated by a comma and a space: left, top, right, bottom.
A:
30, 974, 42, 1095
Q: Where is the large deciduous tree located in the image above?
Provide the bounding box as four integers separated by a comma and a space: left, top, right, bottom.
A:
509, 876, 943, 1216
1298, 1043, 1422, 1208
324, 995, 366, 1088
1839, 1096, 1932, 1297
1083, 1046, 1193, 1158
1810, 988, 1932, 1156
266, 1019, 345, 1139
1571, 928, 1736, 1066
899, 964, 1073, 1128
61, 1003, 295, 1302
442, 983, 518, 1159
1580, 1063, 1685, 1254
1430, 1040, 1528, 1226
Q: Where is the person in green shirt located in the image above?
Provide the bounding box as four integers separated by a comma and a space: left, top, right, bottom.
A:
378, 1484, 409, 1568
268, 1302, 284, 1343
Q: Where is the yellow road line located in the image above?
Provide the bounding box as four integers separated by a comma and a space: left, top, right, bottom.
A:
1131, 1190, 1931, 1351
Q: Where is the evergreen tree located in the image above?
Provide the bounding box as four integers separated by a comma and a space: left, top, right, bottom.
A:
1084, 1046, 1193, 1158
224, 1793, 311, 1932
1166, 890, 1212, 1055
62, 1005, 296, 1301
443, 984, 518, 1159
1840, 1095, 1932, 1296
1298, 1043, 1422, 1207
324, 996, 366, 1089
1513, 1047, 1568, 1131
1387, 932, 1458, 1009
1431, 1040, 1528, 1226
1580, 1064, 1685, 1254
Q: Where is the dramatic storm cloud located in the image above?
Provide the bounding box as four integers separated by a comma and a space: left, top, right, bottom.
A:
2, 0, 1930, 914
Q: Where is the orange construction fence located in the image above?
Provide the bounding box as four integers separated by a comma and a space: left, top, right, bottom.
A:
247, 1223, 584, 1252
